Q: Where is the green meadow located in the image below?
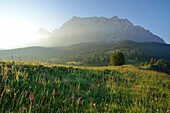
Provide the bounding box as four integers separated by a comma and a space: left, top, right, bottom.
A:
0, 61, 169, 112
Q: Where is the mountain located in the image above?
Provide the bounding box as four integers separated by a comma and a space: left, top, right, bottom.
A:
33, 28, 52, 47
36, 28, 51, 37
38, 16, 165, 46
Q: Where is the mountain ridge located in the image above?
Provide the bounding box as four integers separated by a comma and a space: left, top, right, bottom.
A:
39, 16, 165, 46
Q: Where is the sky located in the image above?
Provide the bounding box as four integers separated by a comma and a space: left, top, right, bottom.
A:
0, 0, 170, 49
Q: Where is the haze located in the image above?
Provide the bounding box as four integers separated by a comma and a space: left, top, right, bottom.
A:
0, 0, 170, 49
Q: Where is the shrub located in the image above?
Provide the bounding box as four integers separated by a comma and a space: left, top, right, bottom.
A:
109, 51, 125, 66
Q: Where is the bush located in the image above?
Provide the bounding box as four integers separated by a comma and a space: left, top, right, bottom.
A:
109, 51, 125, 66
150, 59, 168, 73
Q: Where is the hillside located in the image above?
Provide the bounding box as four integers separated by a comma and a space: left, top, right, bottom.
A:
61, 41, 113, 51
36, 16, 165, 46
0, 61, 169, 112
109, 41, 170, 60
0, 42, 112, 60
0, 47, 67, 60
0, 41, 170, 63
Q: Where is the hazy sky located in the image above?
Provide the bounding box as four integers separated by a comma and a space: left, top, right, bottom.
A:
0, 0, 170, 48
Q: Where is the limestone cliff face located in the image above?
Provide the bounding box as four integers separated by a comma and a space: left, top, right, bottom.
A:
39, 16, 165, 46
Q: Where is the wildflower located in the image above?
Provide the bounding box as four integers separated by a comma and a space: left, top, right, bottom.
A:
52, 89, 55, 96
6, 89, 10, 93
78, 97, 81, 104
93, 103, 96, 106
64, 109, 67, 112
167, 107, 169, 112
78, 82, 80, 89
23, 78, 27, 81
72, 92, 74, 99
29, 92, 33, 100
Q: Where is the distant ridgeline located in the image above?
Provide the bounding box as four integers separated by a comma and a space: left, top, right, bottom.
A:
36, 16, 165, 46
0, 40, 169, 62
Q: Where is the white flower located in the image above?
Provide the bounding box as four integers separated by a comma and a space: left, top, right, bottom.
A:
7, 89, 10, 92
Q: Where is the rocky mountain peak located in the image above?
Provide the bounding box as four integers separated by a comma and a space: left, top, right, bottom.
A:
37, 16, 166, 46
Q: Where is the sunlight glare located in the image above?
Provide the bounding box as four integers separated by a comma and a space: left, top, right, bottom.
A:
0, 20, 38, 49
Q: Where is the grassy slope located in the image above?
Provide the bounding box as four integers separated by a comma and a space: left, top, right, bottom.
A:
0, 61, 169, 112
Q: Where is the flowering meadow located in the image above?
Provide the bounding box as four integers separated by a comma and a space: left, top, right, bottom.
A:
0, 61, 169, 112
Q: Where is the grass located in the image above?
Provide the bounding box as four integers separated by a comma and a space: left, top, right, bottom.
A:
124, 60, 142, 66
66, 62, 82, 65
0, 60, 170, 112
